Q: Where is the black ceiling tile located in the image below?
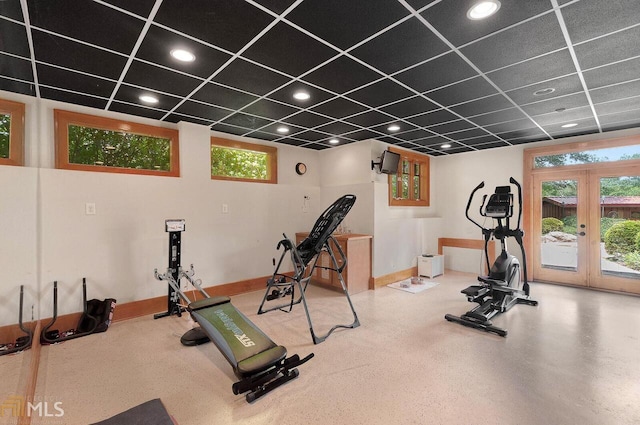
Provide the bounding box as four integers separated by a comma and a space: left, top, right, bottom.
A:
428, 119, 473, 134
0, 0, 23, 21
427, 76, 499, 107
427, 150, 446, 156
315, 121, 360, 136
379, 95, 438, 117
460, 135, 501, 146
309, 97, 368, 119
154, 0, 273, 53
583, 57, 640, 90
521, 92, 589, 116
531, 106, 594, 126
450, 94, 513, 117
212, 58, 290, 96
554, 128, 600, 140
245, 130, 280, 141
109, 102, 167, 120
595, 97, 640, 116
221, 112, 273, 130
303, 56, 380, 94
242, 22, 337, 78
590, 79, 640, 104
275, 138, 307, 147
497, 128, 548, 142
484, 118, 539, 135
114, 84, 182, 111
574, 24, 640, 71
252, 0, 297, 15
0, 19, 30, 57
395, 52, 477, 93
341, 129, 382, 141
317, 138, 353, 147
291, 130, 328, 142
241, 98, 299, 120
285, 0, 409, 50
460, 12, 565, 72
407, 109, 459, 127
422, 0, 553, 47
468, 108, 529, 126
440, 146, 473, 154
266, 81, 334, 108
124, 60, 203, 97
281, 111, 332, 128
505, 74, 582, 106
426, 139, 463, 149
174, 100, 232, 122
260, 121, 305, 135
0, 54, 32, 81
561, 0, 640, 44
136, 25, 231, 79
487, 49, 576, 92
164, 113, 213, 126
394, 128, 435, 141
39, 87, 107, 109
28, 0, 144, 54
405, 1, 435, 10
191, 82, 259, 110
211, 123, 246, 136
347, 79, 414, 108
32, 30, 127, 80
304, 143, 331, 150
345, 110, 395, 127
474, 141, 511, 150
601, 120, 640, 132
447, 128, 491, 141
542, 117, 599, 136
0, 77, 34, 96
509, 136, 550, 145
37, 63, 116, 98
351, 17, 450, 74
101, 0, 156, 17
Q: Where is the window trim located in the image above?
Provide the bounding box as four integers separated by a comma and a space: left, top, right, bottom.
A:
0, 98, 26, 166
210, 137, 278, 184
54, 109, 180, 177
387, 147, 430, 207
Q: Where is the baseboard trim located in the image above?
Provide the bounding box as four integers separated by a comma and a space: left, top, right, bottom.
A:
372, 267, 417, 289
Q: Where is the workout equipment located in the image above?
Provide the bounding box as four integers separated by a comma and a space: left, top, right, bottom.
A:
444, 178, 538, 337
154, 219, 186, 320
0, 285, 33, 356
257, 194, 360, 344
154, 219, 313, 403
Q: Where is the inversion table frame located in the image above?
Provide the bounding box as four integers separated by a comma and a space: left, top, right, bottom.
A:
257, 194, 361, 344
154, 264, 312, 403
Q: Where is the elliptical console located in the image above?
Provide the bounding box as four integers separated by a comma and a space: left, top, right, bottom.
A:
444, 177, 538, 337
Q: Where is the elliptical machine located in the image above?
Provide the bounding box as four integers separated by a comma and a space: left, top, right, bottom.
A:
444, 177, 538, 337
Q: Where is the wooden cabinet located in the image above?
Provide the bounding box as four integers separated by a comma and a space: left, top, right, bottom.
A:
295, 233, 372, 294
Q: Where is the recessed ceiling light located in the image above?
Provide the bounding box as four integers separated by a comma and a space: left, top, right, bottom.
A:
534, 87, 556, 96
387, 124, 401, 132
139, 95, 159, 104
561, 123, 578, 128
293, 91, 311, 100
441, 143, 452, 149
276, 126, 289, 134
170, 49, 195, 62
467, 0, 501, 20
328, 139, 340, 145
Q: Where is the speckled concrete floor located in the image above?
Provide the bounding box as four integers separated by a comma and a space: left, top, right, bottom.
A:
20, 271, 640, 425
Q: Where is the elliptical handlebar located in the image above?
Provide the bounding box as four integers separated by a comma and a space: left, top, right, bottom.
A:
465, 181, 487, 230
509, 177, 523, 231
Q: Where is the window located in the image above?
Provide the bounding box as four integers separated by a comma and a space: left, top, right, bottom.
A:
54, 109, 179, 177
211, 137, 277, 184
388, 147, 429, 206
534, 144, 640, 168
0, 98, 25, 166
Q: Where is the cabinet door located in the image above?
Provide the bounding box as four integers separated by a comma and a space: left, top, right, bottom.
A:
330, 239, 348, 289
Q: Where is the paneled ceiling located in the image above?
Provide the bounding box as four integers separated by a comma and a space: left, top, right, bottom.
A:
1, 0, 639, 155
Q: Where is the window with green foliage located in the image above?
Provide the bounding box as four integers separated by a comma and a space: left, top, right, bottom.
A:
211, 137, 277, 184
55, 110, 179, 177
0, 98, 25, 166
388, 147, 429, 207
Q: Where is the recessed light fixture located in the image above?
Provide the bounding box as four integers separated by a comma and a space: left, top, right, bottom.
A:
276, 126, 289, 134
561, 123, 578, 128
170, 49, 196, 62
467, 0, 501, 20
441, 143, 452, 149
534, 87, 556, 96
387, 124, 401, 132
293, 91, 311, 101
139, 95, 159, 104
328, 139, 340, 145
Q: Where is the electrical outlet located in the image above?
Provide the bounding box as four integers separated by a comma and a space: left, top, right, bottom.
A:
222, 203, 229, 214
85, 203, 96, 215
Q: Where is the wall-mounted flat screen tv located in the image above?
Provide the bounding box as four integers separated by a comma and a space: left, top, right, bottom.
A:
378, 150, 400, 174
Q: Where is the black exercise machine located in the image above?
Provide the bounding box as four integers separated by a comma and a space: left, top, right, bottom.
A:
41, 279, 99, 343
257, 194, 360, 344
444, 178, 538, 337
0, 285, 33, 356
154, 219, 313, 403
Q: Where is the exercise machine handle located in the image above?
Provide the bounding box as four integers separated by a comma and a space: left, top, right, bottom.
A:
509, 177, 523, 230
465, 181, 486, 230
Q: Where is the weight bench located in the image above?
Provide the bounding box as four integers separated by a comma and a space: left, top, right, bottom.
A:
257, 194, 361, 344
154, 266, 312, 403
